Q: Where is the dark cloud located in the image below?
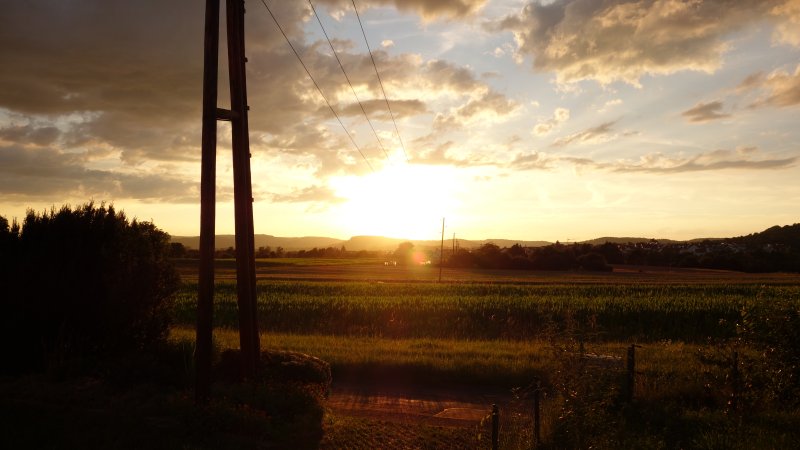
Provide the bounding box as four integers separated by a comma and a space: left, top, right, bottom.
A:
0, 125, 61, 147
0, 144, 197, 202
682, 101, 730, 123
490, 0, 796, 85
0, 0, 501, 198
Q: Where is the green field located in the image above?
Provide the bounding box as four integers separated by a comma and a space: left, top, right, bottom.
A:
173, 281, 800, 342
169, 272, 800, 448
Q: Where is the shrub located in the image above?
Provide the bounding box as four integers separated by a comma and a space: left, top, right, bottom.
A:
1, 203, 179, 373
577, 252, 612, 271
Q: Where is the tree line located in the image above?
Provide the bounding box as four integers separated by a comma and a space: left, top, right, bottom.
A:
440, 236, 800, 273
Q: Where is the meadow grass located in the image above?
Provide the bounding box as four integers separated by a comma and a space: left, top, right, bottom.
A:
170, 327, 713, 392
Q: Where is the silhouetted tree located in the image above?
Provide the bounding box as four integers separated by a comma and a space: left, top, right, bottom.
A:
393, 241, 415, 265
168, 242, 187, 258
1, 203, 179, 373
577, 252, 612, 271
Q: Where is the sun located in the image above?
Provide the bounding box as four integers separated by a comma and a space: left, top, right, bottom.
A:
330, 164, 462, 240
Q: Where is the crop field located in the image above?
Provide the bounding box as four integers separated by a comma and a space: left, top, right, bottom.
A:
169, 262, 800, 448
173, 257, 800, 284
173, 280, 800, 342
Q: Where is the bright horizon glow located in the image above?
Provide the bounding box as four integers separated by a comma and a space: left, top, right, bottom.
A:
330, 163, 462, 240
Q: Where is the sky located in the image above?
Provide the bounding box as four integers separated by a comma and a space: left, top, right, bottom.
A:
1, 0, 799, 242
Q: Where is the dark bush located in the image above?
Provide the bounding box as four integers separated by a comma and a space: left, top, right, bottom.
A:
1, 203, 179, 373
577, 252, 613, 271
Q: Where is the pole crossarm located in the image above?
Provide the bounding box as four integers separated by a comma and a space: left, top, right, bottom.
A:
216, 108, 239, 121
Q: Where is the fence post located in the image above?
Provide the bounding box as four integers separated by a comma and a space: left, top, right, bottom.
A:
731, 350, 739, 412
626, 344, 636, 402
533, 382, 541, 447
491, 403, 499, 450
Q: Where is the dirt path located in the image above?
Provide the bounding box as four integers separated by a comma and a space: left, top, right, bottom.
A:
327, 381, 511, 427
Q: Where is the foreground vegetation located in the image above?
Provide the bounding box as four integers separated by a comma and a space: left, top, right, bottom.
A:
168, 277, 800, 448
0, 205, 328, 449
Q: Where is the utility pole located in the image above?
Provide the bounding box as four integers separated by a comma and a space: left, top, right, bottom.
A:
197, 0, 260, 404
439, 217, 445, 283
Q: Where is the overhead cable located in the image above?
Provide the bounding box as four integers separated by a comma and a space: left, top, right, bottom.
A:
258, 0, 375, 172
308, 0, 390, 161
351, 0, 410, 163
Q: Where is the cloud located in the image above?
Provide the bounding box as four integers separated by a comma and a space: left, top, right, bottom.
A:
490, 0, 797, 85
598, 98, 622, 113
271, 185, 346, 204
612, 148, 796, 173
771, 1, 800, 46
682, 101, 731, 123
361, 0, 488, 21
533, 107, 570, 136
0, 124, 61, 147
433, 90, 519, 131
506, 146, 796, 174
508, 152, 555, 170
0, 0, 506, 198
408, 139, 490, 167
0, 144, 197, 202
739, 65, 800, 108
553, 121, 617, 147
339, 99, 427, 119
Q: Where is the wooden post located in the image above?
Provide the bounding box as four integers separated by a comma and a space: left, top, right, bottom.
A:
533, 382, 541, 447
197, 0, 260, 398
626, 344, 636, 402
226, 0, 260, 380
491, 403, 499, 450
731, 350, 739, 412
438, 217, 444, 283
196, 0, 221, 404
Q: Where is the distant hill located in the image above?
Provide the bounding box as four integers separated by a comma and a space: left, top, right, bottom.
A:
732, 223, 800, 248
340, 236, 552, 252
579, 237, 684, 245
170, 224, 800, 252
170, 234, 344, 251
171, 234, 553, 252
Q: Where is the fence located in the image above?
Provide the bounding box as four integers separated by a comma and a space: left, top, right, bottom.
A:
485, 344, 640, 448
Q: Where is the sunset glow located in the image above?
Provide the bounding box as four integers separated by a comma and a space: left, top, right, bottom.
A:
1, 1, 799, 242
331, 164, 462, 239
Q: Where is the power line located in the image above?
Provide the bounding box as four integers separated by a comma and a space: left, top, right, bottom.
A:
258, 0, 374, 172
351, 0, 410, 163
308, 0, 390, 161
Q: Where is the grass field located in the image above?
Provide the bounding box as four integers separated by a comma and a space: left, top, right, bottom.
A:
165, 259, 800, 448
